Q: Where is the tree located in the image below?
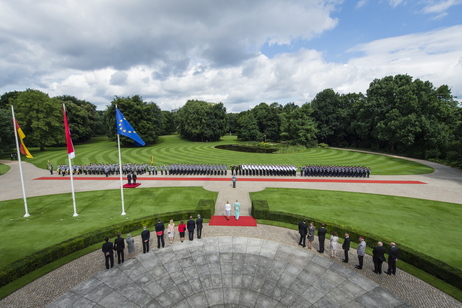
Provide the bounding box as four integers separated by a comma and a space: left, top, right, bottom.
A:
282, 104, 318, 147
311, 89, 355, 146
160, 110, 176, 135
362, 75, 458, 157
237, 111, 261, 141
176, 100, 227, 142
0, 108, 15, 154
104, 95, 163, 146
251, 103, 281, 142
56, 95, 98, 143
10, 89, 64, 151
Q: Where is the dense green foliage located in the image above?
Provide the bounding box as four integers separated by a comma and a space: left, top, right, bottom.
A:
1, 90, 99, 152
104, 95, 163, 146
251, 192, 462, 290
176, 100, 227, 141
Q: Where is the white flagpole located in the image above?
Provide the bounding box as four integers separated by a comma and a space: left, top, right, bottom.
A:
11, 105, 30, 217
63, 104, 78, 217
116, 105, 126, 215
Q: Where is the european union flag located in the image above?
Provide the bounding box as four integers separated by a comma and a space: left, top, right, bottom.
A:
116, 108, 146, 146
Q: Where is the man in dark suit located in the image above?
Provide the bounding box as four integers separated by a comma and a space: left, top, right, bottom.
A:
196, 214, 203, 239
141, 226, 150, 253
113, 233, 125, 264
342, 233, 350, 263
155, 219, 165, 248
386, 242, 400, 275
127, 173, 132, 185
102, 237, 114, 269
132, 173, 137, 185
317, 224, 327, 253
372, 241, 387, 274
298, 219, 308, 247
187, 216, 195, 241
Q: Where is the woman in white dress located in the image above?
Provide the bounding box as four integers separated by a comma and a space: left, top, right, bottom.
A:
167, 220, 175, 244
330, 231, 339, 258
225, 201, 231, 220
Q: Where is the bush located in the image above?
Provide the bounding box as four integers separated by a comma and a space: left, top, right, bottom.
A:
251, 200, 462, 290
0, 199, 215, 288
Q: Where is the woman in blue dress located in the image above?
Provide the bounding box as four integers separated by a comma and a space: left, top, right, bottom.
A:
234, 200, 240, 220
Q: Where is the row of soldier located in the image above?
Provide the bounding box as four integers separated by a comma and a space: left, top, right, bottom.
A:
53, 163, 371, 178
300, 165, 371, 178
231, 164, 297, 176
167, 164, 228, 176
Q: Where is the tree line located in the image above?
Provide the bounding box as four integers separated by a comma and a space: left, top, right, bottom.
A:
1, 74, 461, 167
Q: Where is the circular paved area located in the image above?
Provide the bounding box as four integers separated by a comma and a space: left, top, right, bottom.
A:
0, 158, 461, 307
48, 237, 408, 308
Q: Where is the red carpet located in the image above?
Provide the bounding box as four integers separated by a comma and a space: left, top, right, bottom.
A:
209, 215, 257, 227
35, 176, 426, 184
123, 183, 141, 188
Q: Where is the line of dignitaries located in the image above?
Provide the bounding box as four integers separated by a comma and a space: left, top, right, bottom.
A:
300, 165, 370, 177
103, 216, 203, 269
298, 220, 400, 275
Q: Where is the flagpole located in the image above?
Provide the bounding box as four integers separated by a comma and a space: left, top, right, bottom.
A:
63, 104, 78, 217
11, 105, 30, 217
116, 106, 126, 215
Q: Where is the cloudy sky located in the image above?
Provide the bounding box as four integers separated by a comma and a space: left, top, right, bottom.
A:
1, 0, 461, 112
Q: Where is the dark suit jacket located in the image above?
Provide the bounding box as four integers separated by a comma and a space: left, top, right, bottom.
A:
141, 230, 150, 242
155, 222, 165, 234
187, 219, 195, 231
102, 241, 113, 255
318, 227, 327, 240
388, 246, 400, 261
114, 237, 125, 251
342, 237, 350, 251
373, 246, 386, 262
196, 218, 203, 229
298, 222, 308, 236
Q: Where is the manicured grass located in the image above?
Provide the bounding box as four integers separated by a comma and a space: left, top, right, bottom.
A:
250, 188, 462, 270
0, 163, 9, 175
0, 187, 217, 267
23, 135, 433, 175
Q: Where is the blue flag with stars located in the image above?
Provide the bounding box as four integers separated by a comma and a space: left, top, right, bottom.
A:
116, 108, 146, 146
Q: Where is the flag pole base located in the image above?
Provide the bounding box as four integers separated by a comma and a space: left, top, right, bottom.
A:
24, 213, 30, 217
73, 213, 79, 217
121, 212, 126, 216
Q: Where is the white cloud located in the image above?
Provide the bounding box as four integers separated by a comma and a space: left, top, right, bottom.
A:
388, 0, 404, 8
356, 0, 368, 9
421, 0, 462, 14
0, 0, 461, 112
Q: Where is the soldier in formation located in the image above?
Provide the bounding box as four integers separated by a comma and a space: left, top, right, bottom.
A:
300, 165, 370, 178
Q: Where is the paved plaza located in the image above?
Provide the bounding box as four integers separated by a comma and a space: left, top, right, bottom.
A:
0, 157, 461, 307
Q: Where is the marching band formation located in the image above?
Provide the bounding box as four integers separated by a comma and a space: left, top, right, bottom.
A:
52, 163, 371, 178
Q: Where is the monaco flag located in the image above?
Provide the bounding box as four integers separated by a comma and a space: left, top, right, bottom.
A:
63, 104, 75, 159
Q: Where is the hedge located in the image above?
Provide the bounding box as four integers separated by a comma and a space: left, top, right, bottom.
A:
252, 199, 462, 290
0, 199, 215, 288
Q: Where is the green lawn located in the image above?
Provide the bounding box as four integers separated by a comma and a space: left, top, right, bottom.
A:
22, 135, 433, 175
0, 187, 217, 265
0, 163, 10, 175
250, 188, 462, 270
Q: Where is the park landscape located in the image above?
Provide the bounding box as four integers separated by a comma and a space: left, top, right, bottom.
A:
0, 134, 461, 304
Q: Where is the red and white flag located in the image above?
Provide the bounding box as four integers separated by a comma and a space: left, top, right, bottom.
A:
63, 104, 75, 159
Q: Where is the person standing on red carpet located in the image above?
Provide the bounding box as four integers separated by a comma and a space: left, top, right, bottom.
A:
225, 201, 231, 220
234, 200, 240, 220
